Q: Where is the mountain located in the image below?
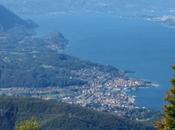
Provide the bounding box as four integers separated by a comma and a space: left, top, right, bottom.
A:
0, 4, 152, 90
0, 4, 121, 89
0, 4, 37, 31
1, 0, 175, 15
0, 96, 155, 130
0, 30, 120, 88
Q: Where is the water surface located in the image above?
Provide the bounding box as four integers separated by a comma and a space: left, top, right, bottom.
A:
31, 13, 175, 111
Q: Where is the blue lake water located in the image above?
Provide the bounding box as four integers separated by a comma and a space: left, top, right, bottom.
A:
30, 13, 175, 111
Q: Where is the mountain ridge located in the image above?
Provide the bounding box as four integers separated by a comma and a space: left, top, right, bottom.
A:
1, 0, 175, 15
0, 4, 37, 31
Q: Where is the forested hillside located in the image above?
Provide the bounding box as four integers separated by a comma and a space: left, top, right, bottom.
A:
0, 96, 155, 130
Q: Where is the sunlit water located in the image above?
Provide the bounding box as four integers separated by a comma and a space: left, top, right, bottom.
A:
29, 13, 175, 111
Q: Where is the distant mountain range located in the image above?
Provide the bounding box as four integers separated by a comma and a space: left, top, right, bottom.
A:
1, 0, 175, 15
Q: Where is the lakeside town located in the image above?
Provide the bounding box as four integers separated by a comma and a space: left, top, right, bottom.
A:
0, 73, 158, 120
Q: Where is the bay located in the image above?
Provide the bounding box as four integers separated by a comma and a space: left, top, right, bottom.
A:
30, 13, 175, 111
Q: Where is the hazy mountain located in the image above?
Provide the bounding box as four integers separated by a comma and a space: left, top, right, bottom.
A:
1, 0, 175, 15
0, 4, 120, 89
0, 4, 37, 31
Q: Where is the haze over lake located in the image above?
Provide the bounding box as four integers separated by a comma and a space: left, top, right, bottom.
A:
31, 13, 175, 111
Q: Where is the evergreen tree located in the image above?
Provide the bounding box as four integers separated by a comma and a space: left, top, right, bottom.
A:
15, 119, 40, 130
155, 66, 175, 130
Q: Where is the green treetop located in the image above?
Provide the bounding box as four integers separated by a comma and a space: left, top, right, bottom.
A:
15, 119, 40, 130
155, 66, 175, 130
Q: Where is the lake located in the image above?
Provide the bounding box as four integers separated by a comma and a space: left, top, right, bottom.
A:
30, 13, 175, 111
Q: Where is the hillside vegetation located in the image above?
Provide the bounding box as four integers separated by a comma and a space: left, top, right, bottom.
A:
0, 96, 155, 130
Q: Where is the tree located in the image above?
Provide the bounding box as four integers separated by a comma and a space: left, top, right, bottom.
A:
155, 66, 175, 130
15, 119, 40, 130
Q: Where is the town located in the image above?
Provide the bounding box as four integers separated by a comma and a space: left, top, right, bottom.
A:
0, 74, 158, 120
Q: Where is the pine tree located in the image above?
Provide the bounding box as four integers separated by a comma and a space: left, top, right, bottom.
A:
15, 119, 40, 130
155, 66, 175, 130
